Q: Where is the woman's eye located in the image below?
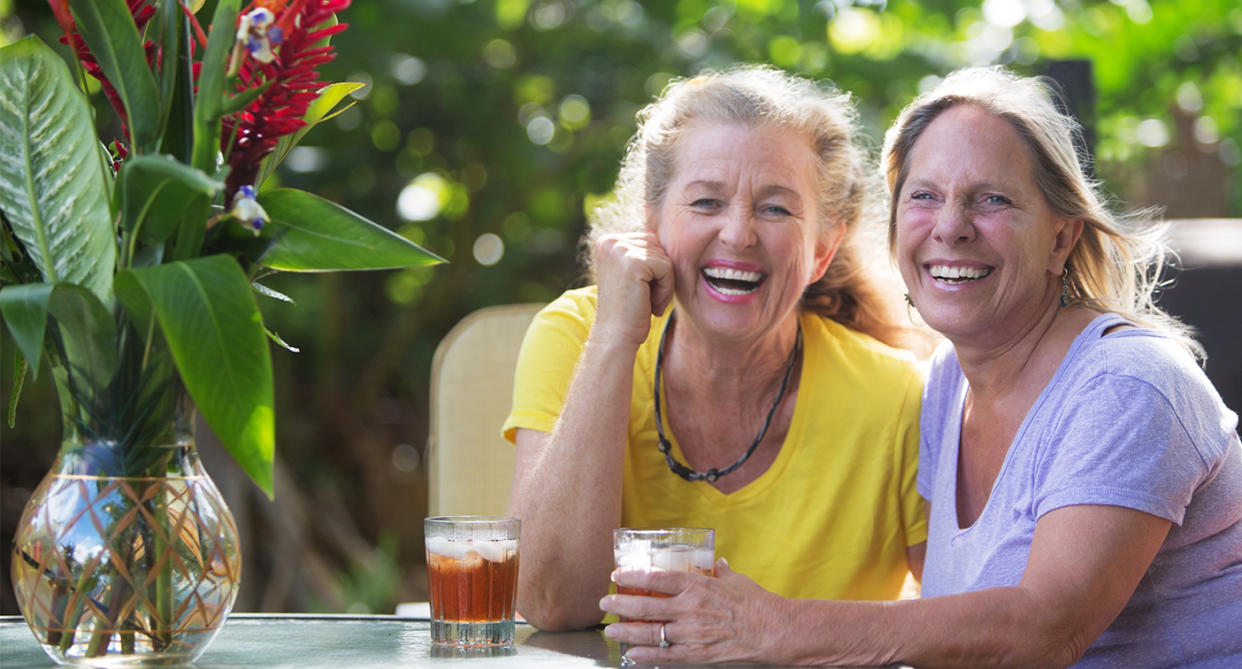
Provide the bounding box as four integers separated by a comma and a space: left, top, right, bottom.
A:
910, 191, 933, 201
761, 204, 792, 216
984, 194, 1012, 206
691, 198, 720, 210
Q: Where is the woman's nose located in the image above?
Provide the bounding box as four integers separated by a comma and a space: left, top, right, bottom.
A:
931, 203, 975, 244
718, 206, 758, 249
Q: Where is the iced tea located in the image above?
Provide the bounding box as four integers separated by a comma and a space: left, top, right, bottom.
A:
424, 516, 520, 647
612, 528, 714, 612
614, 543, 715, 599
426, 536, 519, 622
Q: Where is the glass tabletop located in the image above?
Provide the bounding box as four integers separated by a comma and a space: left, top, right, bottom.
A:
2, 613, 901, 667
0, 614, 616, 668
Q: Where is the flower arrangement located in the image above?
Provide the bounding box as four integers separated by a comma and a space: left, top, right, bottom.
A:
0, 0, 442, 495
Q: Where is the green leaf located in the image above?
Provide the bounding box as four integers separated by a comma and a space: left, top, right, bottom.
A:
116, 255, 275, 497
191, 0, 240, 173
0, 282, 54, 377
180, 0, 240, 262
120, 154, 223, 244
47, 283, 119, 386
265, 328, 300, 353
0, 282, 117, 385
255, 81, 365, 187
252, 281, 294, 304
257, 189, 445, 272
68, 0, 162, 154
0, 36, 115, 302
157, 1, 195, 164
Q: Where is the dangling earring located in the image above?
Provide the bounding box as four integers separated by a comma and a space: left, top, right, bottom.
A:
1059, 266, 1071, 307
904, 293, 924, 326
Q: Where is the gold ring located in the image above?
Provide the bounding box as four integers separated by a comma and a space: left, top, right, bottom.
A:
659, 623, 670, 648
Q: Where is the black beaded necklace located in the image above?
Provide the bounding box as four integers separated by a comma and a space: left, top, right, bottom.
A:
652, 313, 803, 483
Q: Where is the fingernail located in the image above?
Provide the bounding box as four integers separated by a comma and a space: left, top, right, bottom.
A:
603, 625, 619, 639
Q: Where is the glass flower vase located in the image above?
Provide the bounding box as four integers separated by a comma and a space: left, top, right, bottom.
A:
10, 314, 242, 667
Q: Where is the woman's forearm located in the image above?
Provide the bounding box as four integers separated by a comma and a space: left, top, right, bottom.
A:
509, 334, 639, 631
772, 588, 1080, 669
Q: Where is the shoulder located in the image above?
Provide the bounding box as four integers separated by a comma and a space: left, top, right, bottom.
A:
1054, 322, 1238, 462
528, 286, 598, 335
1070, 325, 1227, 418
805, 312, 924, 384
514, 287, 600, 361
541, 285, 598, 320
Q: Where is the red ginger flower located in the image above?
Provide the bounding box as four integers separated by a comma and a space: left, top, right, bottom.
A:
222, 0, 350, 204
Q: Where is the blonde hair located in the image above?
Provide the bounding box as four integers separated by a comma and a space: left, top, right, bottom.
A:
586, 65, 921, 352
881, 66, 1201, 359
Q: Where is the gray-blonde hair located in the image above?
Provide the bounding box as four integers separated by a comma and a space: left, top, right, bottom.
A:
587, 64, 919, 351
881, 65, 1201, 358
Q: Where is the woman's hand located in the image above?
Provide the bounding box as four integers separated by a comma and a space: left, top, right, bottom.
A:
600, 559, 792, 665
592, 232, 675, 350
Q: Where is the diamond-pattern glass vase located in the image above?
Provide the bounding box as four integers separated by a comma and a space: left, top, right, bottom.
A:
11, 314, 241, 666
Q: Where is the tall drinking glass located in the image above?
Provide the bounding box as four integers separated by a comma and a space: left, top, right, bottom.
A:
424, 516, 520, 647
612, 527, 715, 664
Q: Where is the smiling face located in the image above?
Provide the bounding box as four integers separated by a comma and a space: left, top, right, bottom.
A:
652, 121, 841, 343
894, 104, 1079, 346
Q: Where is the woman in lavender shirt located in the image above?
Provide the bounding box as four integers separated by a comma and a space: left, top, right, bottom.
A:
601, 66, 1242, 668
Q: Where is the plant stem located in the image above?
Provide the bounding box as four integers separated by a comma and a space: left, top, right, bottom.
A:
154, 479, 173, 652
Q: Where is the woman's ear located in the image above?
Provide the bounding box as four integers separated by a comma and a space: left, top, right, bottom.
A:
810, 224, 847, 284
1050, 217, 1085, 273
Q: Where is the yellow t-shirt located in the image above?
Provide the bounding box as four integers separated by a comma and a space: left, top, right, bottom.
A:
502, 286, 926, 601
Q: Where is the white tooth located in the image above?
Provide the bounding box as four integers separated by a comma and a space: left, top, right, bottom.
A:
704, 267, 762, 282
930, 264, 988, 280
713, 283, 751, 295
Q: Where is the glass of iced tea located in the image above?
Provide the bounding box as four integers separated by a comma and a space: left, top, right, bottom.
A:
612, 527, 714, 664
612, 527, 714, 608
424, 516, 520, 647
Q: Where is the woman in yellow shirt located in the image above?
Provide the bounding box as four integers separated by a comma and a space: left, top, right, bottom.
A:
504, 65, 929, 631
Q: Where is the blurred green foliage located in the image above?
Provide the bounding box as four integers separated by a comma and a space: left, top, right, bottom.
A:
3, 0, 1239, 614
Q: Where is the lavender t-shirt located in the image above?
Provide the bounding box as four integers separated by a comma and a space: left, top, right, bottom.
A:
918, 313, 1242, 668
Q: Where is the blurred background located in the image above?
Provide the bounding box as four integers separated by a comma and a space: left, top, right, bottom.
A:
2, 0, 1239, 616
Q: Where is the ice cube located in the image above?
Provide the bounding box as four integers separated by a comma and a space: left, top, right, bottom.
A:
614, 541, 655, 570
692, 548, 714, 573
425, 536, 472, 560
472, 539, 517, 563
651, 546, 693, 572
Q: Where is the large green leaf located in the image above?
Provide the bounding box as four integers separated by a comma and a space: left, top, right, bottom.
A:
68, 0, 162, 154
120, 154, 223, 245
0, 282, 117, 384
257, 188, 445, 272
116, 255, 275, 497
0, 36, 115, 302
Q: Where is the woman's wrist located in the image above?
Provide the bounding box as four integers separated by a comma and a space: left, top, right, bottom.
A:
584, 323, 645, 360
752, 591, 815, 665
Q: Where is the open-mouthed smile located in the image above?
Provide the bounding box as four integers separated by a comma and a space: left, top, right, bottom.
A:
702, 265, 767, 295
